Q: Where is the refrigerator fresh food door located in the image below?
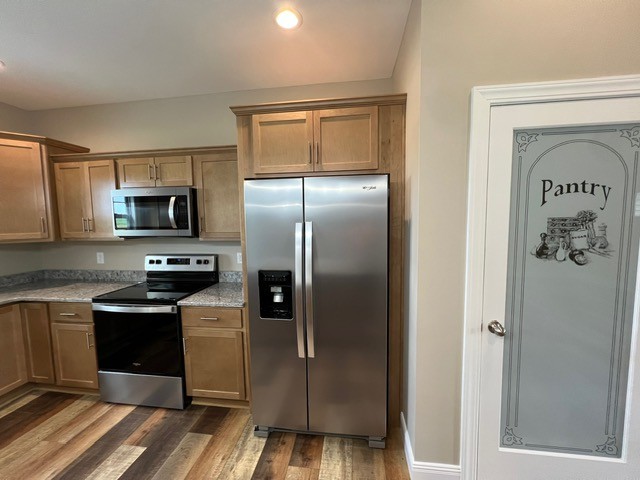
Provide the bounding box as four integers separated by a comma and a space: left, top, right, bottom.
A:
304, 174, 389, 438
244, 178, 308, 431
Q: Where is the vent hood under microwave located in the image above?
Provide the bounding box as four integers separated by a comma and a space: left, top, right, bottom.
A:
111, 187, 198, 238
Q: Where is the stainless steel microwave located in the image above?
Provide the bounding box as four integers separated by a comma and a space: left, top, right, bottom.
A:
111, 187, 198, 238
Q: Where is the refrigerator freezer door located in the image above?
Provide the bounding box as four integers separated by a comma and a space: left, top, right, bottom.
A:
244, 178, 308, 431
304, 174, 388, 438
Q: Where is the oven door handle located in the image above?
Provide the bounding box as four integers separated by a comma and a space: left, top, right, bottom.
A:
91, 304, 177, 314
168, 196, 178, 229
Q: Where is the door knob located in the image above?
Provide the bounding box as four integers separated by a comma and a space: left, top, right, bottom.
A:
487, 320, 506, 337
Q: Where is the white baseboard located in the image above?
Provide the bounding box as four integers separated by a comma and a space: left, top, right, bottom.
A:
400, 413, 462, 480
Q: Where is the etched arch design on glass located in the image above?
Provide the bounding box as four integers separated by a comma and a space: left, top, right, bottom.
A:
500, 126, 639, 458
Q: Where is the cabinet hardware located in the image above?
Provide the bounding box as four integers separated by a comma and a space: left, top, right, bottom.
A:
308, 142, 312, 164
315, 142, 320, 164
87, 218, 93, 232
40, 217, 46, 233
82, 217, 87, 232
59, 313, 78, 316
200, 217, 204, 233
148, 164, 154, 180
182, 337, 188, 353
86, 332, 94, 349
200, 317, 219, 321
153, 164, 158, 180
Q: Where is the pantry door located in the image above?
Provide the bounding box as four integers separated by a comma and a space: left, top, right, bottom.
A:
466, 82, 640, 480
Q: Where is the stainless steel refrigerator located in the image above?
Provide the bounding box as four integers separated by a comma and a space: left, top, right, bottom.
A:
244, 174, 388, 448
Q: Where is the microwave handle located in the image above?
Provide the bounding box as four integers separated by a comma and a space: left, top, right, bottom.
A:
168, 196, 178, 229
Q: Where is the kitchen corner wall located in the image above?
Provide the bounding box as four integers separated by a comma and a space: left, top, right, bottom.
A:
0, 78, 394, 276
393, 0, 640, 467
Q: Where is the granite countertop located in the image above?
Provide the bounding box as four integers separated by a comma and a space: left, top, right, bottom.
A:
0, 280, 134, 306
0, 279, 244, 308
178, 282, 244, 308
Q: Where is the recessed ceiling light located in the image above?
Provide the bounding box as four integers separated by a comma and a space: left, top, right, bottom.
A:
275, 8, 302, 30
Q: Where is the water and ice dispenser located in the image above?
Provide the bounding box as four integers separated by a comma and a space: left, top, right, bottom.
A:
258, 270, 293, 320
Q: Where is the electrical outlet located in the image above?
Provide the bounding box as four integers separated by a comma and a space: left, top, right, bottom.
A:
97, 252, 105, 264
237, 252, 242, 264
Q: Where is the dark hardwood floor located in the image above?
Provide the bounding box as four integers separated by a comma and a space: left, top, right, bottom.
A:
0, 390, 410, 479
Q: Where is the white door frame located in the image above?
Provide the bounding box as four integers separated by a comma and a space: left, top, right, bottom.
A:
461, 74, 640, 480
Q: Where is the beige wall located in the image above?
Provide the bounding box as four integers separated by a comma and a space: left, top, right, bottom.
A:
0, 79, 395, 276
400, 0, 640, 465
0, 102, 31, 133
392, 0, 421, 454
0, 244, 43, 276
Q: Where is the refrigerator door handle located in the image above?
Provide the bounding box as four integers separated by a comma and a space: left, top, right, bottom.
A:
295, 222, 306, 359
305, 221, 315, 358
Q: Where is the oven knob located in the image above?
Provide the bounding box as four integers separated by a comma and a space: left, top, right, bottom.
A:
149, 260, 155, 264
196, 260, 202, 265
156, 259, 162, 264
203, 259, 210, 264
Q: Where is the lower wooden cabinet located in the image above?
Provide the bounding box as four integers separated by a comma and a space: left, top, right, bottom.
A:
0, 305, 28, 396
20, 303, 55, 384
51, 322, 99, 390
182, 306, 246, 401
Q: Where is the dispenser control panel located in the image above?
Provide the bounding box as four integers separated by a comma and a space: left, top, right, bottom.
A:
258, 270, 293, 320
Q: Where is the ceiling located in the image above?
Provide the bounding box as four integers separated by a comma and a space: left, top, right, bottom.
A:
0, 0, 411, 111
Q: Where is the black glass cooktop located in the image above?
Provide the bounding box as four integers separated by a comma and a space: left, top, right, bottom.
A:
92, 281, 215, 305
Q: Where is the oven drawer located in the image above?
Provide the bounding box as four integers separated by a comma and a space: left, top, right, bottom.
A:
49, 302, 93, 323
181, 307, 242, 329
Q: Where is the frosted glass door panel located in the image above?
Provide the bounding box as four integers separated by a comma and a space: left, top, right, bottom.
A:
501, 123, 640, 457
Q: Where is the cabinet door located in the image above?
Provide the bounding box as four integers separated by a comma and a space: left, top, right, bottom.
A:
184, 328, 245, 400
252, 111, 314, 174
20, 303, 55, 384
193, 152, 240, 240
51, 323, 99, 389
55, 162, 88, 239
117, 157, 155, 188
313, 106, 379, 172
155, 155, 193, 187
0, 305, 27, 396
0, 139, 49, 241
85, 160, 117, 239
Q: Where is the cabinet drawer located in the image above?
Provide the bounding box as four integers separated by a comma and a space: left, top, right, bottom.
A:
49, 302, 93, 323
182, 307, 242, 329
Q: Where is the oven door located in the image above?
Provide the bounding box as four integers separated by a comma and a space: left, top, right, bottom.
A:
111, 187, 196, 237
92, 304, 183, 377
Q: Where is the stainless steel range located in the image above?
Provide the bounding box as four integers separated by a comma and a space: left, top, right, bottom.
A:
91, 254, 218, 409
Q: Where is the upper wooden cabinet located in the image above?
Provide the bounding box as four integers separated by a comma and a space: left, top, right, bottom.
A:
193, 147, 241, 240
54, 160, 117, 240
249, 107, 378, 175
231, 97, 405, 178
117, 155, 193, 187
0, 132, 88, 243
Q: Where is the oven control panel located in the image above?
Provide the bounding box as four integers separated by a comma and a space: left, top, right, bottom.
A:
145, 254, 218, 272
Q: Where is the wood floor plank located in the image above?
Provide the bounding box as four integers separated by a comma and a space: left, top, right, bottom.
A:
189, 406, 230, 435
289, 434, 324, 470
150, 432, 211, 480
285, 465, 321, 480
54, 406, 157, 480
85, 444, 146, 480
0, 391, 43, 420
122, 408, 169, 446
318, 436, 353, 480
45, 400, 114, 444
184, 408, 251, 480
382, 428, 410, 480
0, 395, 97, 473
251, 431, 297, 480
117, 405, 206, 480
217, 417, 267, 480
16, 403, 136, 480
0, 392, 81, 449
352, 439, 386, 480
